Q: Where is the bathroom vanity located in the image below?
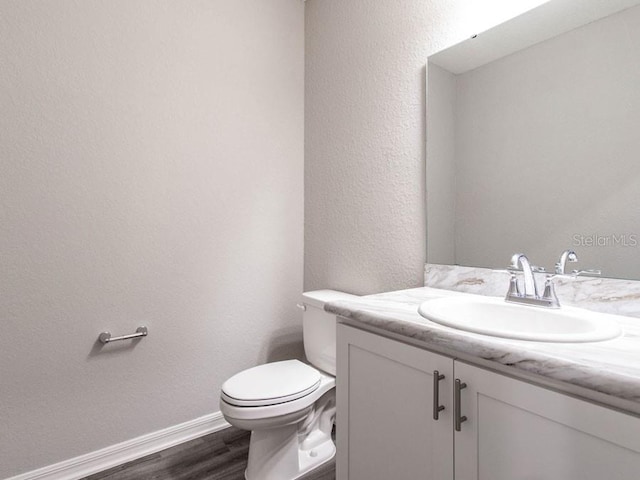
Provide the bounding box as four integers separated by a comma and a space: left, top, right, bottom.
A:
341, 0, 640, 476
332, 0, 640, 477
329, 287, 640, 480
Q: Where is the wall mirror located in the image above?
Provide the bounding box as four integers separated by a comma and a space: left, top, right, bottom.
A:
427, 0, 640, 279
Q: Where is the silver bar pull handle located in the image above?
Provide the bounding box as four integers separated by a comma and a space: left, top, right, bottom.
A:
99, 326, 148, 344
433, 370, 446, 420
454, 379, 468, 432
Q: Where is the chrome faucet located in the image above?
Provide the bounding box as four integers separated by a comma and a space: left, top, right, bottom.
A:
555, 249, 602, 277
555, 250, 578, 275
506, 253, 559, 308
505, 250, 601, 309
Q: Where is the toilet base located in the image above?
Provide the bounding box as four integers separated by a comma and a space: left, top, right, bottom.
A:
244, 433, 335, 480
294, 436, 336, 479
244, 389, 336, 480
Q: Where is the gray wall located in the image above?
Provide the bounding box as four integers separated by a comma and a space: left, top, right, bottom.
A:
0, 0, 561, 476
426, 64, 457, 265
0, 1, 303, 477
304, 0, 549, 295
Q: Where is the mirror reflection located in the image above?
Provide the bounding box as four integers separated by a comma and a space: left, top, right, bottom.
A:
427, 0, 640, 279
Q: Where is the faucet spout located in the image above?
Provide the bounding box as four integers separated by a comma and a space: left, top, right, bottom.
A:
555, 250, 578, 275
510, 253, 538, 297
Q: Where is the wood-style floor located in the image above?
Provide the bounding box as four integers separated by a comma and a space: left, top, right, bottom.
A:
82, 426, 336, 480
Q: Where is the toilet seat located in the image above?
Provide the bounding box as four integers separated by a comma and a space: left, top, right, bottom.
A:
220, 371, 335, 427
221, 360, 321, 407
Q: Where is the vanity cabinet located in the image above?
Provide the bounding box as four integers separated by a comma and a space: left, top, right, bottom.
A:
336, 324, 453, 480
337, 324, 640, 480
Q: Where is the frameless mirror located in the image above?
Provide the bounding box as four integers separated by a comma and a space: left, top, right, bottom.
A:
427, 0, 640, 279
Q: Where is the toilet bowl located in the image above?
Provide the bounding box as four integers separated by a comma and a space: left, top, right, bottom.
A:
219, 290, 357, 480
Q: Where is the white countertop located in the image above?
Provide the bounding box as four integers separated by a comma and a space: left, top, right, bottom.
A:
326, 286, 640, 414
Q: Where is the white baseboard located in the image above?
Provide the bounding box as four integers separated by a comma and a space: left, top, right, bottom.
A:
8, 412, 230, 480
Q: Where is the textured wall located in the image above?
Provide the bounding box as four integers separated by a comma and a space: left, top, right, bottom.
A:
304, 0, 549, 295
0, 1, 303, 477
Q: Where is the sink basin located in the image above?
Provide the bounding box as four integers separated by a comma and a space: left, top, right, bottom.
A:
417, 295, 622, 342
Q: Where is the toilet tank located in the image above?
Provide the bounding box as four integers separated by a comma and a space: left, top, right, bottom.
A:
301, 290, 358, 375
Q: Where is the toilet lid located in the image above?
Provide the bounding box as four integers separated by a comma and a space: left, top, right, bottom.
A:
221, 360, 321, 407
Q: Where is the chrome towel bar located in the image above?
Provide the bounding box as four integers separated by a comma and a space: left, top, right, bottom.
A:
99, 326, 148, 344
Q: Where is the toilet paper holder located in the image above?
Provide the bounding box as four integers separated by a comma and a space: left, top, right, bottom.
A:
99, 326, 148, 344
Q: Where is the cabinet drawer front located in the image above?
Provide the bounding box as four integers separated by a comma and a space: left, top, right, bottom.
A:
337, 324, 454, 480
454, 361, 640, 480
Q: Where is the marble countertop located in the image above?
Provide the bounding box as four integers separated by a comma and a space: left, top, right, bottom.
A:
326, 286, 640, 413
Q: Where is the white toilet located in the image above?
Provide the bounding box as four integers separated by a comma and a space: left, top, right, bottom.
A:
219, 290, 356, 480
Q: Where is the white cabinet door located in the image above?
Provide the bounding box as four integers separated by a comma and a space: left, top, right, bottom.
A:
337, 324, 454, 480
454, 361, 640, 480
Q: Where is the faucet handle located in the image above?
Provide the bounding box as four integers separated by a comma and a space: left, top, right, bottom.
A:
571, 269, 601, 277
506, 264, 545, 273
541, 275, 560, 308
507, 273, 521, 297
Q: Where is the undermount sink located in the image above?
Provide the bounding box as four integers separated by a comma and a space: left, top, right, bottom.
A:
417, 295, 622, 343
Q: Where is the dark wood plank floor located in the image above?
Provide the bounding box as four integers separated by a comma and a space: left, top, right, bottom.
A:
83, 426, 336, 480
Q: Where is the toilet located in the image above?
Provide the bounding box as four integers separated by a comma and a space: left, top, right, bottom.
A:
219, 290, 356, 480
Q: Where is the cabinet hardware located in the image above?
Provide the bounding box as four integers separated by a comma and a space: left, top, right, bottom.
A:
433, 370, 446, 420
454, 379, 468, 431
